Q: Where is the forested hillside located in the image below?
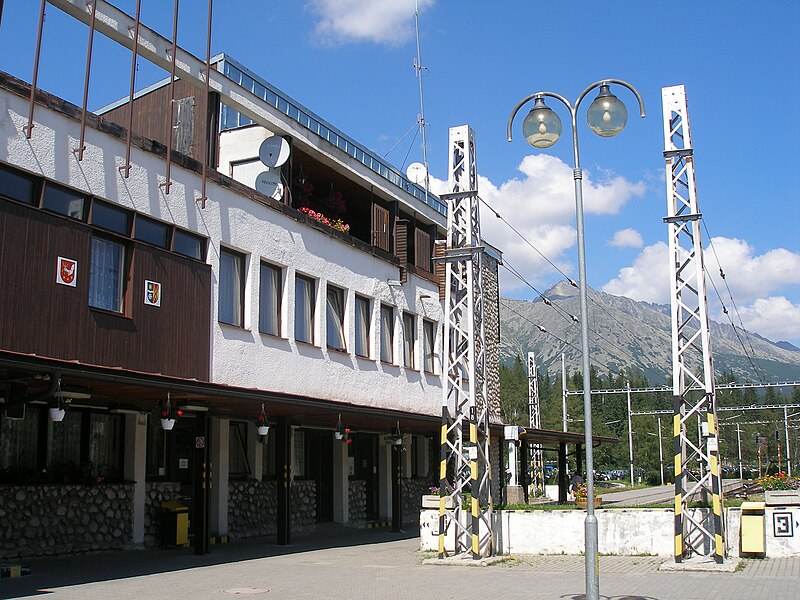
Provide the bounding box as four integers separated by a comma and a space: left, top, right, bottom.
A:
499, 359, 800, 482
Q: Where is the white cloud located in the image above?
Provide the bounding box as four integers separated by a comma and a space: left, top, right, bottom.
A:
601, 242, 669, 303
704, 237, 800, 301
735, 297, 800, 344
608, 228, 644, 249
429, 154, 646, 296
602, 238, 800, 344
306, 0, 435, 45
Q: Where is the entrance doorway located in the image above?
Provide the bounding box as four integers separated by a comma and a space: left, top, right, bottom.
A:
352, 433, 379, 521
306, 429, 334, 522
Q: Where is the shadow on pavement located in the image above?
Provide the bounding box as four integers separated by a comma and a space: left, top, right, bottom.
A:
1, 523, 419, 599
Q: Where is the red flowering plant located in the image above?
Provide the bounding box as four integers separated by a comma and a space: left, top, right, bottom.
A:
573, 482, 588, 501
299, 207, 350, 233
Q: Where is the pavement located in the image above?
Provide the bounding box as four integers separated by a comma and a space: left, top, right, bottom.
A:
2, 524, 799, 600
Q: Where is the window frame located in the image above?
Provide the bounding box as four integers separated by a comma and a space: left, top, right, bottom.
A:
0, 164, 38, 205
423, 319, 435, 373
258, 261, 283, 337
173, 228, 207, 261
42, 182, 85, 221
294, 274, 316, 345
88, 235, 127, 314
326, 284, 347, 351
403, 312, 416, 369
90, 199, 132, 236
219, 246, 246, 328
354, 295, 371, 358
133, 214, 171, 249
379, 304, 394, 364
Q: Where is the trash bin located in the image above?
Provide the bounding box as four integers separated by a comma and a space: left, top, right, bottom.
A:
740, 501, 766, 557
160, 501, 189, 548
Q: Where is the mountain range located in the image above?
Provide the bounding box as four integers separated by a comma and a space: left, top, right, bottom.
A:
500, 281, 800, 385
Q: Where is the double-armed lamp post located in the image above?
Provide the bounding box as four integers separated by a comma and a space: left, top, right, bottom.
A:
507, 80, 644, 600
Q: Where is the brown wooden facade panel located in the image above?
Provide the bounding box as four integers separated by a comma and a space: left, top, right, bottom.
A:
0, 200, 210, 380
102, 79, 211, 163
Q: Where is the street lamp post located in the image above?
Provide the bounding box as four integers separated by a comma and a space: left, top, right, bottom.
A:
507, 80, 644, 600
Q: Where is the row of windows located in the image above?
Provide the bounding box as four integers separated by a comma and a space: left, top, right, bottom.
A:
0, 163, 208, 315
219, 247, 438, 373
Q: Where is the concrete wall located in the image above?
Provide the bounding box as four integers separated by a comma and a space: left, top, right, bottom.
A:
420, 507, 800, 558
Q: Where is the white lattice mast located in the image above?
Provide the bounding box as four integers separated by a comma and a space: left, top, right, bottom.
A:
437, 125, 492, 559
528, 352, 544, 496
662, 85, 724, 564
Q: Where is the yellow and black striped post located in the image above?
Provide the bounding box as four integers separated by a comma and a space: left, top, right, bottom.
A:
438, 406, 449, 559
673, 399, 684, 561
707, 411, 725, 563
469, 416, 480, 559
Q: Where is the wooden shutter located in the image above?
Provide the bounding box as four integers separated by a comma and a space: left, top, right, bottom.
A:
371, 203, 390, 252
174, 97, 196, 156
434, 240, 446, 300
395, 219, 408, 283
414, 228, 432, 272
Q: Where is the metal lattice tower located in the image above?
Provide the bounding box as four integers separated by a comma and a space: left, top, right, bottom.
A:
662, 85, 724, 563
528, 352, 544, 496
437, 125, 492, 559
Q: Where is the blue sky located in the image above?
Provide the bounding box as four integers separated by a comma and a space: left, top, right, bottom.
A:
1, 0, 799, 345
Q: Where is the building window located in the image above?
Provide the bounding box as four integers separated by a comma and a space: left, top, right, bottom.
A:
403, 313, 416, 369
0, 164, 37, 204
42, 183, 84, 220
354, 295, 370, 358
134, 215, 170, 249
380, 304, 394, 363
91, 200, 131, 235
259, 262, 282, 336
295, 274, 316, 344
219, 247, 245, 327
173, 229, 206, 260
292, 430, 305, 478
423, 320, 435, 373
228, 421, 251, 478
326, 285, 346, 351
89, 237, 125, 312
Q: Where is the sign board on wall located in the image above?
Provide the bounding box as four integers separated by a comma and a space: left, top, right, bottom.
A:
56, 257, 77, 287
144, 280, 161, 307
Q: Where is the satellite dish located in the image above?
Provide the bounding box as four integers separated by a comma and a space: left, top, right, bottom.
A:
258, 135, 290, 168
406, 162, 427, 185
255, 169, 283, 199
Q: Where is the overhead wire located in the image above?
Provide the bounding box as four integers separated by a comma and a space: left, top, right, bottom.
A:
480, 197, 577, 287
701, 221, 767, 384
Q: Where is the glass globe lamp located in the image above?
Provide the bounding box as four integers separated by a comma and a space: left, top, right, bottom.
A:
522, 97, 562, 148
587, 84, 627, 137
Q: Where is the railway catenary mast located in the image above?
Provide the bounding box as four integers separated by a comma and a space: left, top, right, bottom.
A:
437, 125, 493, 559
662, 85, 725, 563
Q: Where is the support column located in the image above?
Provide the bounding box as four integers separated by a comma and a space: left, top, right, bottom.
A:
391, 444, 403, 532
576, 443, 583, 478
249, 422, 263, 482
193, 413, 210, 555
558, 442, 568, 504
275, 417, 291, 545
332, 435, 349, 524
124, 413, 147, 548
209, 418, 229, 538
519, 441, 530, 503
378, 441, 391, 520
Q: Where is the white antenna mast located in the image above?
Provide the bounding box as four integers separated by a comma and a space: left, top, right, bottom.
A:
413, 0, 430, 201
